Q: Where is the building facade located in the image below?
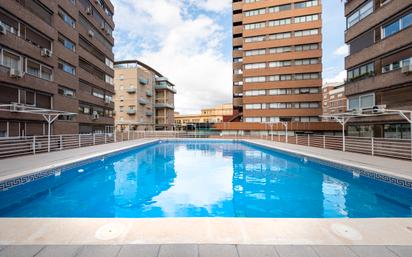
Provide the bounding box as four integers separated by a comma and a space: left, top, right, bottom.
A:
175, 104, 233, 130
232, 0, 323, 124
322, 82, 347, 118
344, 0, 412, 139
0, 0, 115, 137
114, 60, 176, 131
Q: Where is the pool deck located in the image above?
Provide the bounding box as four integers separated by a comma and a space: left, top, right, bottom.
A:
0, 138, 411, 251
1, 244, 412, 257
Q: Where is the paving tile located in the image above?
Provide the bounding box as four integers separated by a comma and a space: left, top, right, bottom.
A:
350, 246, 398, 257
0, 245, 43, 257
35, 245, 81, 257
275, 245, 318, 257
158, 245, 198, 257
75, 245, 121, 257
312, 246, 357, 257
117, 245, 160, 257
199, 244, 238, 257
237, 245, 278, 257
387, 246, 412, 257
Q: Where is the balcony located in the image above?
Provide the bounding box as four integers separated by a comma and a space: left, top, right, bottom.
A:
345, 69, 412, 96
233, 97, 243, 107
139, 77, 148, 85
127, 87, 136, 93
155, 84, 177, 93
155, 103, 175, 109
145, 111, 153, 116
139, 97, 148, 105
146, 90, 153, 97
127, 109, 136, 115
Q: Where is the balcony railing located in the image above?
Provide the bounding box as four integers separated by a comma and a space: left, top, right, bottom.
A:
155, 84, 177, 93
127, 109, 136, 115
139, 98, 148, 105
127, 87, 136, 93
155, 103, 175, 109
139, 77, 148, 85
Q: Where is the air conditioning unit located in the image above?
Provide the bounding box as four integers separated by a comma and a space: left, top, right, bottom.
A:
10, 102, 19, 112
401, 64, 412, 74
9, 68, 23, 78
351, 108, 362, 115
92, 111, 99, 120
88, 29, 94, 37
86, 6, 92, 15
0, 23, 6, 35
372, 105, 387, 114
41, 48, 52, 57
100, 22, 105, 30
105, 28, 110, 35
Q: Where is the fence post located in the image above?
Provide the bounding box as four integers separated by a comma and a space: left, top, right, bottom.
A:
60, 135, 63, 151
104, 133, 107, 144
93, 134, 96, 145
371, 137, 374, 156
323, 135, 326, 149
308, 134, 310, 146
121, 132, 124, 142
33, 136, 36, 155
79, 134, 81, 148
296, 134, 298, 145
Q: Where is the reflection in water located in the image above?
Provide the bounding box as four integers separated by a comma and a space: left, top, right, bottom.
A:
1, 141, 412, 218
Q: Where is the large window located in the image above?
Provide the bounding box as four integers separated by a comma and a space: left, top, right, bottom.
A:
347, 62, 374, 81
58, 8, 76, 28
294, 0, 318, 9
2, 50, 21, 70
58, 86, 75, 97
58, 60, 76, 75
25, 59, 53, 81
58, 33, 75, 52
347, 93, 375, 110
347, 0, 373, 28
382, 11, 412, 39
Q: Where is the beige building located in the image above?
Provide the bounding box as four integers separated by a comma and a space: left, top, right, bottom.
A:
175, 104, 233, 130
114, 60, 176, 131
322, 82, 347, 119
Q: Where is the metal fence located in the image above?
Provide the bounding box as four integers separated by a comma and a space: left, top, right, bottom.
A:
0, 131, 410, 161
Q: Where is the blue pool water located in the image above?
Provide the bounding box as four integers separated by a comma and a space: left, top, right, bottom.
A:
0, 140, 411, 218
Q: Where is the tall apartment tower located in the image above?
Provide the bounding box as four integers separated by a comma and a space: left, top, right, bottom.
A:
114, 60, 176, 131
0, 0, 115, 137
344, 0, 412, 138
232, 0, 323, 124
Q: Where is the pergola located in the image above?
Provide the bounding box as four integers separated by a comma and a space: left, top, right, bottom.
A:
322, 108, 412, 154
0, 104, 76, 152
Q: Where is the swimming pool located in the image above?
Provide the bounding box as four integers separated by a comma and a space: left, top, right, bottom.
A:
0, 140, 411, 218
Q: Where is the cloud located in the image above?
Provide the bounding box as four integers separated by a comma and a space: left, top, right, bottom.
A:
113, 0, 232, 114
333, 44, 349, 56
189, 0, 232, 12
324, 70, 347, 84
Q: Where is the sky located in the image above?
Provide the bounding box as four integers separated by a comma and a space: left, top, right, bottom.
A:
113, 0, 348, 114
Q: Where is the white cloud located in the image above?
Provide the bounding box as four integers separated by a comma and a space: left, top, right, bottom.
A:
189, 0, 232, 12
324, 70, 347, 84
333, 44, 349, 56
113, 0, 232, 114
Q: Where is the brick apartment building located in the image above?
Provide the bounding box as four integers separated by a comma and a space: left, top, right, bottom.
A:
114, 60, 176, 131
344, 0, 412, 138
0, 0, 115, 137
322, 82, 347, 118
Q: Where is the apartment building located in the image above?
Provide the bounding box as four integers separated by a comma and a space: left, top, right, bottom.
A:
344, 0, 412, 139
175, 103, 233, 130
232, 0, 323, 124
0, 0, 115, 137
322, 82, 347, 118
114, 60, 176, 131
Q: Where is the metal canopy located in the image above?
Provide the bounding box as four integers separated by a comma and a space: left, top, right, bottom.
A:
322, 108, 412, 155
0, 104, 76, 152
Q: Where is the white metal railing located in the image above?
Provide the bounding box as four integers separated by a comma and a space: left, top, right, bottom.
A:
0, 131, 410, 161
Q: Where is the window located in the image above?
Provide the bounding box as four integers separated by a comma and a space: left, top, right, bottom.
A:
382, 11, 412, 39
294, 14, 319, 23
269, 75, 292, 81
347, 93, 375, 110
105, 58, 114, 69
2, 50, 21, 70
294, 29, 318, 37
58, 60, 76, 75
269, 46, 292, 53
268, 18, 291, 27
92, 88, 104, 99
294, 73, 320, 80
295, 58, 319, 65
295, 43, 319, 51
269, 60, 291, 67
58, 86, 75, 97
295, 0, 318, 9
245, 22, 266, 30
245, 63, 265, 69
58, 33, 75, 51
41, 66, 52, 81
245, 117, 262, 122
233, 57, 243, 63
58, 8, 76, 28
26, 60, 40, 77
347, 62, 374, 81
245, 49, 265, 56
245, 36, 265, 43
245, 90, 265, 96
245, 104, 262, 110
245, 8, 265, 17
269, 4, 291, 13
269, 32, 291, 40
245, 77, 265, 83
347, 0, 373, 28
105, 75, 114, 85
